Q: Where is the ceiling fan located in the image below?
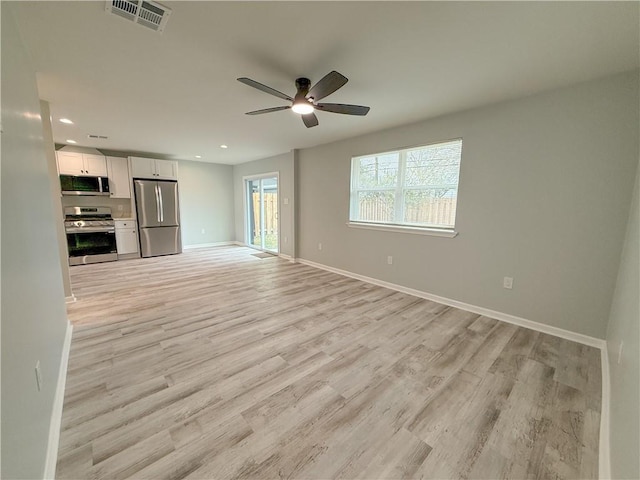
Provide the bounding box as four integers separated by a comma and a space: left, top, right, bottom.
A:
237, 71, 370, 128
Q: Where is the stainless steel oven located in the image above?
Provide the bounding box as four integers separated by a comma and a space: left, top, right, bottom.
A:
64, 207, 118, 265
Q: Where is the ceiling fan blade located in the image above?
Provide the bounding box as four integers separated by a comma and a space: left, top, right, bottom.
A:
307, 71, 348, 101
315, 103, 370, 116
237, 77, 293, 102
301, 112, 319, 128
245, 106, 291, 115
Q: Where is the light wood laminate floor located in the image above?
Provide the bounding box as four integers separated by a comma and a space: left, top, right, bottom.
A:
57, 246, 601, 479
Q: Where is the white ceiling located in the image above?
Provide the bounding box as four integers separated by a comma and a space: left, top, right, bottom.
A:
9, 1, 639, 165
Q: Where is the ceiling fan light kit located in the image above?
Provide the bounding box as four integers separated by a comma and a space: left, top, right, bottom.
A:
291, 100, 314, 115
238, 71, 370, 128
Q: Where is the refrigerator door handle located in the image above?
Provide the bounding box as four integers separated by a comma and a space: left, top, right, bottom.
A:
158, 184, 164, 222
155, 184, 161, 223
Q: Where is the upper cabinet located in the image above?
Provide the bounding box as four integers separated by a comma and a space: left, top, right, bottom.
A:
155, 159, 178, 180
106, 156, 131, 198
129, 156, 178, 181
56, 151, 107, 176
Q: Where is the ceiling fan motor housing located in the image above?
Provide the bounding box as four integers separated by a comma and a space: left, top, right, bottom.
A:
294, 77, 314, 111
295, 77, 312, 96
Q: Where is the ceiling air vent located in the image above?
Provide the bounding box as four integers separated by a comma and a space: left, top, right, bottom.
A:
105, 0, 171, 33
88, 134, 109, 140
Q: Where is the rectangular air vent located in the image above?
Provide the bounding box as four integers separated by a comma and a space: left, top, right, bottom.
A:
88, 134, 109, 139
105, 0, 171, 33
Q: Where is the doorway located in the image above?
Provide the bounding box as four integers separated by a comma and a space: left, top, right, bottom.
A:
245, 174, 279, 253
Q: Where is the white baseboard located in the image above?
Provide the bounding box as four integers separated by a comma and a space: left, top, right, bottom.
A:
599, 344, 611, 480
278, 253, 296, 262
183, 241, 238, 250
297, 258, 606, 349
64, 294, 76, 304
44, 320, 73, 479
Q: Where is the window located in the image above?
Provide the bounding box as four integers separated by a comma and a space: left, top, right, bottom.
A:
349, 139, 462, 232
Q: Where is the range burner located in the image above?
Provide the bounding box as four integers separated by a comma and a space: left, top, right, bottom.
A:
64, 206, 115, 229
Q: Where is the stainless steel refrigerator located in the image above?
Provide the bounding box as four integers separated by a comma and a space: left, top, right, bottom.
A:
134, 179, 182, 258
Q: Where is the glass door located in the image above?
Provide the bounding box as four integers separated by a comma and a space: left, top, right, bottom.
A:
246, 175, 278, 252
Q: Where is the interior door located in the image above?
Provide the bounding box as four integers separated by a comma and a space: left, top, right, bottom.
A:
246, 175, 278, 252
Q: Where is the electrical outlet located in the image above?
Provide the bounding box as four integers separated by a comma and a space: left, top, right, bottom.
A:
503, 276, 513, 289
284, 236, 288, 243
318, 243, 322, 251
201, 228, 205, 234
387, 256, 393, 265
117, 204, 124, 211
284, 197, 289, 205
35, 361, 42, 392
618, 341, 624, 364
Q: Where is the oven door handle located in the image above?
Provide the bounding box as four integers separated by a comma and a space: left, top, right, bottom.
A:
65, 227, 115, 234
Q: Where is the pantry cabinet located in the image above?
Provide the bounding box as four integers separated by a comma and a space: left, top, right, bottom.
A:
106, 156, 131, 198
57, 151, 107, 176
129, 156, 178, 181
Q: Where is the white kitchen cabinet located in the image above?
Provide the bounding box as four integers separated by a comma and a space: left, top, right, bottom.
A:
115, 220, 139, 255
129, 156, 178, 181
155, 159, 178, 180
106, 156, 131, 198
57, 151, 107, 176
129, 157, 155, 179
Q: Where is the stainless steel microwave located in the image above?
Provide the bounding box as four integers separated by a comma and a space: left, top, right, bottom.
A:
60, 175, 110, 196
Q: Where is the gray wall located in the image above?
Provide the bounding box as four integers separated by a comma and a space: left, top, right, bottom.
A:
1, 7, 70, 479
233, 151, 296, 258
606, 166, 639, 479
41, 100, 73, 299
297, 71, 639, 339
178, 160, 235, 246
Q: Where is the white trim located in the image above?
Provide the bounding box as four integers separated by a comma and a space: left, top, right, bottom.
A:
278, 253, 296, 263
599, 344, 611, 480
347, 221, 458, 238
183, 241, 238, 250
297, 257, 606, 349
64, 294, 76, 304
44, 320, 73, 480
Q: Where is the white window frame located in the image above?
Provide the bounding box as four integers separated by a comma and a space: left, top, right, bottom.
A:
348, 139, 462, 237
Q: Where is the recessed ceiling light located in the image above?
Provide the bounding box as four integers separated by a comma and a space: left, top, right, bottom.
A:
195, 155, 202, 159
66, 139, 77, 144
59, 118, 73, 124
220, 145, 228, 149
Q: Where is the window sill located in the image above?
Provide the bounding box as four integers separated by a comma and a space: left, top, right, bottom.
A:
346, 222, 458, 238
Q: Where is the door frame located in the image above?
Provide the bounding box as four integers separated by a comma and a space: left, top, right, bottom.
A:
243, 172, 280, 254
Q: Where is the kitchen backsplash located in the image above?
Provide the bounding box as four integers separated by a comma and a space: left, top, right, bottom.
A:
61, 195, 133, 218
